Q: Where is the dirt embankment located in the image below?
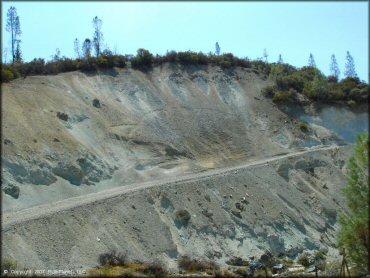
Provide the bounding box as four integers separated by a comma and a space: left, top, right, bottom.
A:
2, 146, 352, 270
3, 64, 366, 211
1, 63, 368, 271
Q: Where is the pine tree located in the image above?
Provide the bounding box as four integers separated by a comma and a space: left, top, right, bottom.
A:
74, 38, 81, 59
308, 53, 316, 68
277, 54, 283, 64
329, 54, 340, 79
92, 16, 103, 58
6, 6, 22, 64
14, 40, 22, 63
344, 51, 357, 78
215, 42, 220, 56
82, 38, 92, 59
338, 134, 369, 274
263, 48, 268, 63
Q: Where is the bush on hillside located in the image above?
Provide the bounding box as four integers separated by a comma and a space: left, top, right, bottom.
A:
261, 85, 276, 97
272, 91, 291, 103
131, 48, 153, 69
178, 255, 219, 273
98, 251, 127, 267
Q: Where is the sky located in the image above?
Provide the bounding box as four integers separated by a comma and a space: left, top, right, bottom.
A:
1, 1, 369, 82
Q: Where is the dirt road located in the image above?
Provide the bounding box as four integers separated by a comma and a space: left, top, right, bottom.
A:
2, 145, 340, 230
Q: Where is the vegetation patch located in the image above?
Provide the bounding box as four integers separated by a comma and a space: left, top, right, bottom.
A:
175, 209, 191, 225
299, 122, 309, 132
178, 255, 219, 273
98, 250, 127, 267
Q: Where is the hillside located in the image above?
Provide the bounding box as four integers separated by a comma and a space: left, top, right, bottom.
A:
1, 63, 368, 271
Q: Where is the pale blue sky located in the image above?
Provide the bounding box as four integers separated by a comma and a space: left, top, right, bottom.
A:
1, 1, 369, 82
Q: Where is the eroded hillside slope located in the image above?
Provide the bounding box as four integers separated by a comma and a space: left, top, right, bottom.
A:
2, 146, 352, 269
3, 64, 367, 212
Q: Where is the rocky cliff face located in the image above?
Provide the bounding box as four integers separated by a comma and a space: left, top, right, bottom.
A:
1, 63, 368, 270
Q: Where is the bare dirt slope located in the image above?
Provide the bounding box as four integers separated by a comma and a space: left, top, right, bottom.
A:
2, 146, 352, 270
1, 64, 368, 270
3, 64, 366, 212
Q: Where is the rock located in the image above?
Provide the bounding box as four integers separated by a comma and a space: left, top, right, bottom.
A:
235, 202, 244, 211
259, 250, 277, 268
92, 98, 101, 108
4, 138, 12, 145
29, 167, 57, 185
276, 163, 291, 181
3, 184, 20, 199
52, 162, 85, 185
204, 194, 211, 202
285, 245, 303, 257
287, 264, 305, 273
56, 112, 69, 121
267, 234, 285, 255
272, 264, 283, 270
231, 209, 242, 218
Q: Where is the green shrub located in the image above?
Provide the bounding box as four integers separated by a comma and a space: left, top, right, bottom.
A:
339, 77, 361, 95
175, 209, 191, 225
178, 256, 219, 273
349, 87, 369, 102
1, 257, 18, 272
276, 74, 305, 92
347, 99, 356, 107
1, 65, 22, 82
297, 253, 310, 267
218, 59, 232, 68
98, 251, 126, 267
131, 48, 153, 69
261, 85, 276, 97
225, 256, 249, 266
143, 261, 167, 278
299, 122, 309, 131
1, 69, 14, 82
272, 92, 290, 103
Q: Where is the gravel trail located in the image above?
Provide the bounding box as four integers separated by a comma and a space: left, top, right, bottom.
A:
2, 145, 340, 230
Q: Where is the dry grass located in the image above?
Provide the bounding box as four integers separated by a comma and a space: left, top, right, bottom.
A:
88, 262, 167, 277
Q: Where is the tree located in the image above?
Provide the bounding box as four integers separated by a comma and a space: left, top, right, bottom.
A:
308, 53, 316, 68
329, 54, 340, 79
14, 40, 22, 63
3, 47, 8, 64
277, 54, 284, 64
215, 42, 220, 56
344, 51, 357, 78
6, 6, 22, 64
338, 134, 369, 274
92, 16, 103, 58
74, 38, 81, 59
263, 48, 268, 63
131, 48, 153, 68
82, 38, 92, 59
52, 48, 61, 62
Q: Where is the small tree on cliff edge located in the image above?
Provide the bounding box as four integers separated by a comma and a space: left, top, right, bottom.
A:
329, 54, 340, 80
6, 6, 21, 64
308, 53, 316, 68
92, 16, 103, 58
338, 134, 369, 274
344, 51, 357, 78
215, 42, 220, 56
